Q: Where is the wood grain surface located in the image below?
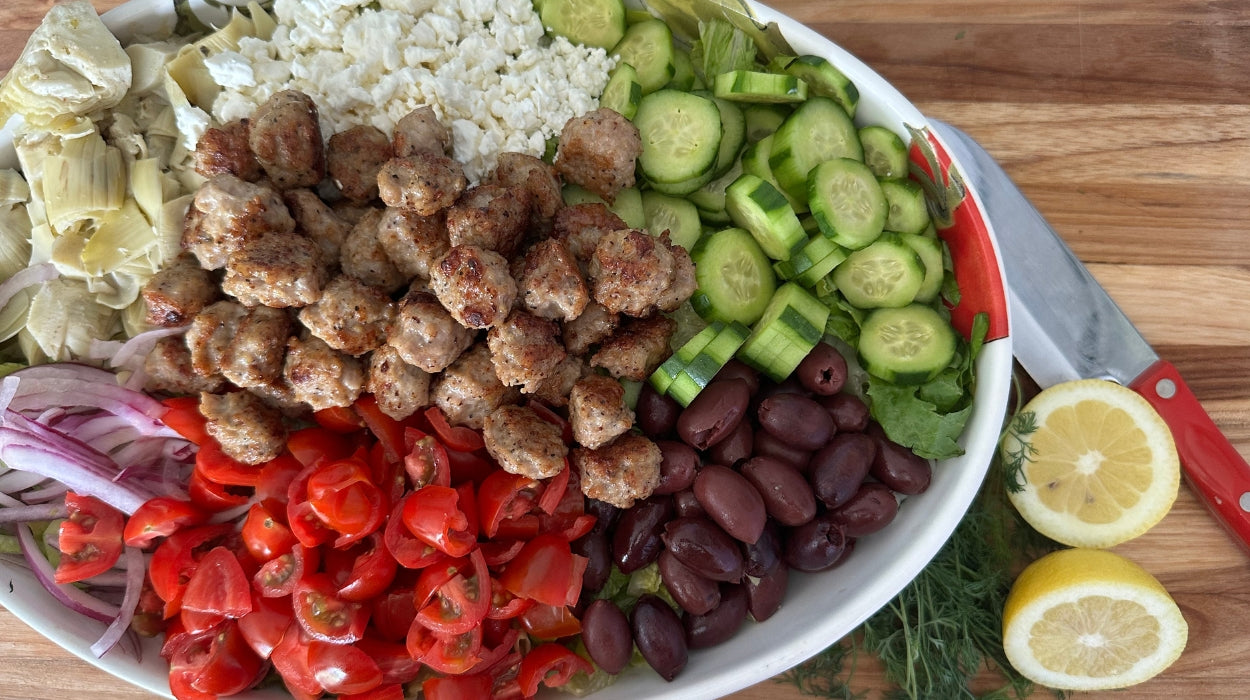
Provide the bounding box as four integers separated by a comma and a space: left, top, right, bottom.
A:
2, 0, 1249, 698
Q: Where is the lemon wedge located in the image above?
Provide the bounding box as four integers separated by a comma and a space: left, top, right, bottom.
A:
1000, 378, 1179, 548
1003, 548, 1188, 690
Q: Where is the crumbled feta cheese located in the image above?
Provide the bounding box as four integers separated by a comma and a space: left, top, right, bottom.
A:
212, 0, 614, 182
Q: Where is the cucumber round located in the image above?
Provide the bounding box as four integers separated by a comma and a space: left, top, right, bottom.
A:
780, 54, 860, 118
858, 304, 957, 385
600, 62, 643, 119
642, 190, 702, 250
689, 227, 777, 325
769, 96, 862, 201
832, 234, 926, 309
540, 0, 626, 50
859, 125, 909, 180
880, 178, 932, 235
635, 89, 722, 185
611, 18, 676, 94
808, 157, 887, 250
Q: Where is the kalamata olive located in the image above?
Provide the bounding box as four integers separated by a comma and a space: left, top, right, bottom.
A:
581, 599, 633, 674
712, 359, 761, 396
819, 393, 870, 433
752, 430, 812, 472
612, 496, 673, 574
871, 434, 932, 495
572, 530, 612, 592
785, 514, 851, 572
658, 548, 720, 615
745, 563, 788, 622
757, 393, 835, 451
637, 383, 682, 438
809, 433, 876, 509
631, 594, 688, 681
742, 521, 781, 578
585, 498, 620, 535
693, 463, 767, 544
706, 418, 753, 467
672, 488, 706, 518
740, 455, 817, 527
653, 440, 700, 495
685, 583, 749, 649
828, 482, 899, 537
662, 516, 744, 582
795, 342, 849, 396
676, 378, 750, 450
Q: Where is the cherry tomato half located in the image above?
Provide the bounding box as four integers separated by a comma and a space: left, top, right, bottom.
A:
56, 492, 124, 584
180, 546, 252, 619
499, 533, 587, 608
424, 406, 485, 452
241, 501, 297, 562
293, 572, 369, 644
123, 497, 207, 549
401, 482, 478, 558
414, 547, 490, 635
159, 396, 209, 446
308, 640, 383, 695
517, 642, 594, 697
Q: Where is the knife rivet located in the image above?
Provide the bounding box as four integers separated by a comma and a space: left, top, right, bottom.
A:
1155, 378, 1177, 400
1241, 492, 1250, 513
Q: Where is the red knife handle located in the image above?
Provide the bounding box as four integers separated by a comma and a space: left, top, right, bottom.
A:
1130, 359, 1250, 554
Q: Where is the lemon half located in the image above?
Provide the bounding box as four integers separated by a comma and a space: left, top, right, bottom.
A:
1003, 548, 1188, 690
1000, 379, 1180, 548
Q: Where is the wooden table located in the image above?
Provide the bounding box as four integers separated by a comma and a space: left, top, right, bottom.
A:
3, 0, 1249, 698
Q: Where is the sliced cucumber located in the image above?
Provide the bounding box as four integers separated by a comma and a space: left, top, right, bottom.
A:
667, 47, 697, 91
540, 0, 626, 50
808, 158, 888, 250
642, 190, 702, 250
769, 96, 862, 202
712, 70, 807, 104
859, 125, 908, 180
743, 103, 790, 142
795, 245, 848, 288
899, 232, 945, 303
778, 54, 860, 118
562, 183, 645, 228
689, 227, 777, 326
668, 321, 752, 406
771, 233, 841, 281
880, 178, 931, 235
687, 159, 741, 224
600, 62, 643, 120
740, 135, 808, 212
725, 173, 807, 261
649, 321, 721, 394
858, 303, 957, 385
737, 282, 831, 382
832, 233, 926, 309
709, 96, 746, 177
612, 18, 676, 94
635, 89, 722, 185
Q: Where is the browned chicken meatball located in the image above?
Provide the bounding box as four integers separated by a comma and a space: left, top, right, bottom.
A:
573, 434, 662, 509
429, 245, 517, 330
377, 206, 448, 280
298, 276, 395, 356
220, 305, 293, 389
429, 342, 519, 430
392, 105, 451, 158
656, 236, 696, 312
589, 228, 677, 317
386, 287, 475, 373
550, 202, 625, 266
377, 153, 466, 216
568, 373, 634, 449
486, 310, 567, 394
590, 314, 677, 382
284, 188, 351, 264
143, 336, 228, 395
248, 90, 325, 189
486, 152, 563, 223
528, 355, 585, 408
222, 230, 328, 308
142, 254, 220, 327
340, 207, 408, 292
517, 238, 588, 323
562, 301, 619, 356
185, 300, 247, 377
366, 345, 431, 420
482, 404, 568, 479
283, 334, 366, 410
194, 118, 261, 181
327, 124, 392, 202
554, 108, 642, 204
445, 184, 531, 259
184, 174, 295, 271
199, 390, 288, 465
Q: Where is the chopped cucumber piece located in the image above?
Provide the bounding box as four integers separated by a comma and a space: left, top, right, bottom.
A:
808, 158, 888, 250
777, 54, 860, 118
612, 18, 676, 94
769, 96, 862, 202
740, 134, 805, 213
725, 173, 806, 261
771, 234, 841, 280
880, 178, 931, 235
649, 321, 721, 394
642, 190, 702, 250
687, 159, 741, 224
709, 96, 746, 177
689, 227, 777, 326
635, 89, 722, 186
859, 125, 909, 180
742, 103, 790, 142
562, 184, 646, 228
899, 231, 945, 303
737, 282, 831, 382
713, 70, 807, 104
667, 47, 697, 91
540, 0, 626, 50
668, 321, 751, 406
832, 233, 926, 309
858, 303, 957, 385
600, 62, 643, 120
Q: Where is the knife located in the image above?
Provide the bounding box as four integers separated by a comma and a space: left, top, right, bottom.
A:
928, 119, 1250, 552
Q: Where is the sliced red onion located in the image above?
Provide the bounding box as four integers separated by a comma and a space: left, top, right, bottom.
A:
0, 502, 68, 523
0, 429, 157, 514
18, 481, 69, 504
0, 262, 57, 312
90, 546, 145, 658
0, 468, 51, 494
88, 325, 188, 375
15, 522, 119, 624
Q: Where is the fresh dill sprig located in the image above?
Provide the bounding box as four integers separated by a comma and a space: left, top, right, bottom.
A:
999, 410, 1039, 494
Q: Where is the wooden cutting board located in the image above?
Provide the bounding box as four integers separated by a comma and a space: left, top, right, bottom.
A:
1, 1, 1248, 698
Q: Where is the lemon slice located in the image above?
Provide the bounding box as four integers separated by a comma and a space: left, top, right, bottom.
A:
1000, 378, 1179, 548
1003, 548, 1188, 690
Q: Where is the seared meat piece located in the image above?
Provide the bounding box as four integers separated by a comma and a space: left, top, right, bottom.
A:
194, 118, 261, 181
486, 310, 566, 393
562, 301, 619, 355
185, 300, 247, 377
377, 206, 448, 280
482, 404, 568, 479
331, 201, 375, 226
589, 228, 677, 317
386, 287, 475, 373
429, 245, 517, 329
554, 108, 642, 204
327, 124, 392, 203
340, 207, 408, 292
529, 355, 585, 408
430, 342, 520, 430
377, 153, 466, 216
568, 373, 634, 449
486, 152, 563, 223
517, 238, 588, 322
591, 314, 678, 382
142, 254, 220, 327
550, 202, 625, 268
248, 90, 325, 190
283, 334, 365, 411
222, 230, 328, 308
199, 390, 287, 465
284, 188, 351, 264
247, 377, 309, 419
392, 105, 451, 158
220, 305, 293, 389
445, 184, 530, 259
184, 174, 294, 270
366, 344, 431, 420
656, 236, 696, 312
298, 276, 395, 356
572, 434, 662, 509
143, 336, 228, 395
